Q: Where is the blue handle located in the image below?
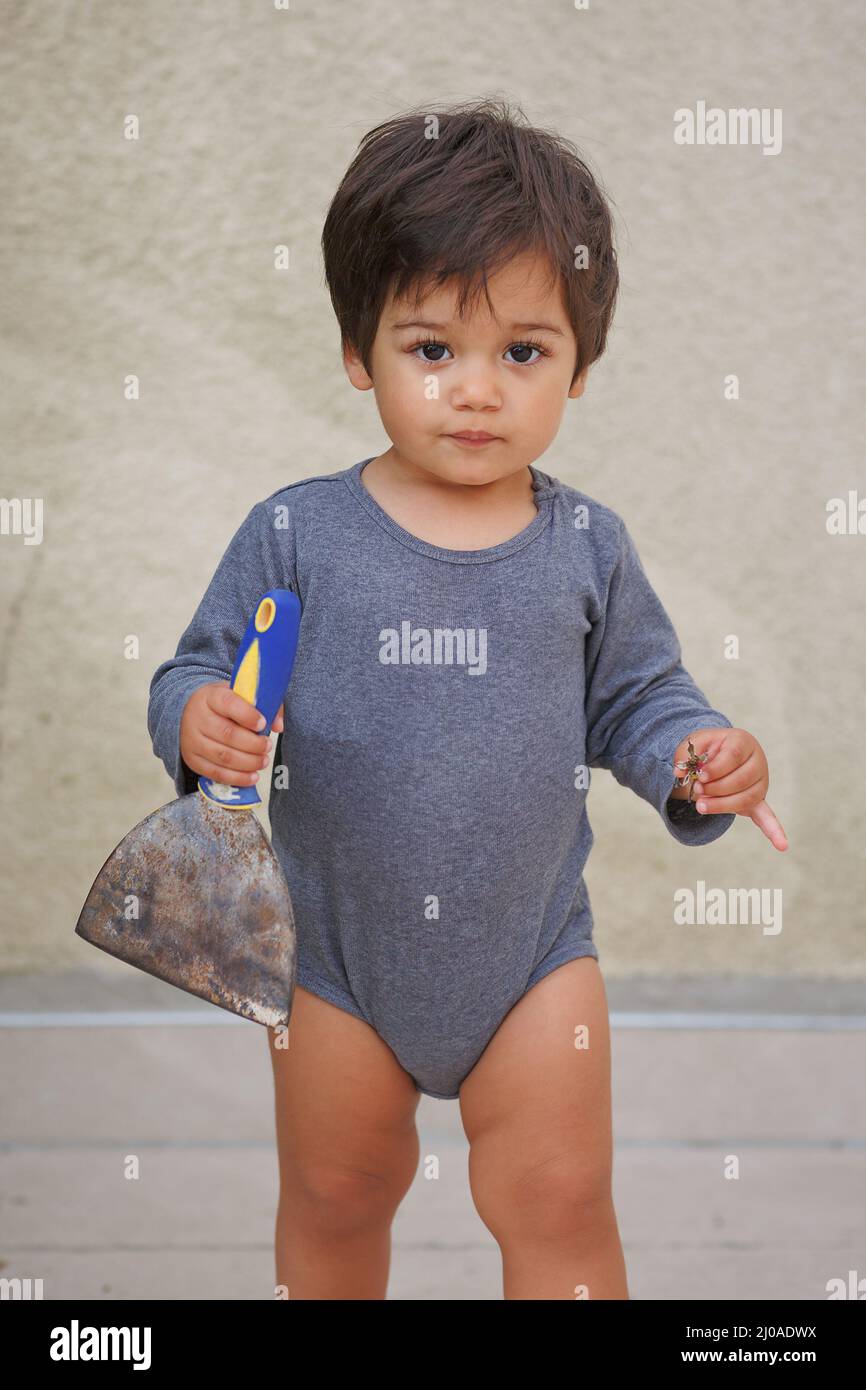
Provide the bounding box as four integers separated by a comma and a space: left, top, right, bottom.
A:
198, 588, 301, 809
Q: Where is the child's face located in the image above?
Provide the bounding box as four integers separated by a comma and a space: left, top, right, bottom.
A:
343, 249, 588, 486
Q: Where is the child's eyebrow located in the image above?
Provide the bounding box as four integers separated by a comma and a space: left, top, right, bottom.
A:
390, 318, 565, 336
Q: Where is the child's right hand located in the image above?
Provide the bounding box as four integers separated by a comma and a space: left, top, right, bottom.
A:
180, 681, 284, 786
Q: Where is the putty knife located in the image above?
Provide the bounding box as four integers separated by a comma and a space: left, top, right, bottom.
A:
75, 589, 301, 1028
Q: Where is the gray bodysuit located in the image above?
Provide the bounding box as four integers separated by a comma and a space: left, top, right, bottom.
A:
147, 456, 735, 1099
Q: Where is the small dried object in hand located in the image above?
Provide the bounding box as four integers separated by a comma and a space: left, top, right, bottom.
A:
674, 739, 710, 803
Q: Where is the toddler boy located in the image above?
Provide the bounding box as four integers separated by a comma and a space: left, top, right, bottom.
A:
148, 99, 786, 1299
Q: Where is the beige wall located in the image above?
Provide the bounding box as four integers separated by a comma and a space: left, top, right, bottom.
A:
3, 0, 863, 976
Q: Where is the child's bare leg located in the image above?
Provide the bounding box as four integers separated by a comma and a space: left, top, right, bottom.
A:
459, 956, 628, 1299
266, 984, 420, 1300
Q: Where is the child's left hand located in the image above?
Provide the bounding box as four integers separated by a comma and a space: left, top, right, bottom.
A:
671, 728, 788, 852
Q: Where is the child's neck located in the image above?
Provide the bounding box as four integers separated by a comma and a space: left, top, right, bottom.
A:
361, 449, 539, 551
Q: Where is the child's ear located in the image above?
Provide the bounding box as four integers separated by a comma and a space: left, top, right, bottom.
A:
342, 341, 374, 391
568, 365, 590, 399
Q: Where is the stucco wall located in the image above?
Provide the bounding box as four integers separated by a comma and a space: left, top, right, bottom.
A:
2, 0, 863, 976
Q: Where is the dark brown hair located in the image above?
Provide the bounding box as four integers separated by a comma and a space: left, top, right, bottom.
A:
320, 97, 620, 385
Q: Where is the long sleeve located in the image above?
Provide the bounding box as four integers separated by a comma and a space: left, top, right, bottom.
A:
584, 515, 736, 846
147, 496, 297, 800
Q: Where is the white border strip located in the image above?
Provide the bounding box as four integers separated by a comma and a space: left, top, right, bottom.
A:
0, 1010, 246, 1027
615, 1011, 866, 1030
0, 1009, 864, 1030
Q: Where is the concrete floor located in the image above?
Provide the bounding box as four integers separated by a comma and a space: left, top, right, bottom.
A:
1, 970, 863, 1301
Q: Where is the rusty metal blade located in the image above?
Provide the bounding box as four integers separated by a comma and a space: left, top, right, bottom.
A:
75, 792, 296, 1028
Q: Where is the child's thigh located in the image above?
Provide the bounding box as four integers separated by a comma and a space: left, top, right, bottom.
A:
266, 984, 421, 1192
459, 958, 613, 1205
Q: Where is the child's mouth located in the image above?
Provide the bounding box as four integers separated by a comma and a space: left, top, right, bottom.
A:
446, 432, 501, 447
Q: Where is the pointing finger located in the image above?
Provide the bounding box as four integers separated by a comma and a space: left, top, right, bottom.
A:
751, 799, 789, 852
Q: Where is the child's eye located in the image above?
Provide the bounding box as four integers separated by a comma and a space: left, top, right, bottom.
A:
504, 341, 549, 366
408, 337, 550, 367
411, 338, 452, 363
